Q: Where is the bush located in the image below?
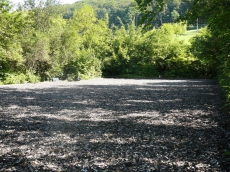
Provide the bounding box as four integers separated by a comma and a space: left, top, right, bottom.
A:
103, 23, 204, 79
2, 71, 40, 85
25, 71, 40, 83
3, 73, 27, 84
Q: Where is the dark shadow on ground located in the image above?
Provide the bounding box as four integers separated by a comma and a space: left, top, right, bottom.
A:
0, 79, 229, 171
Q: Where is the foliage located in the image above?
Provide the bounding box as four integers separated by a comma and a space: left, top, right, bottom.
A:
3, 71, 39, 84
160, 22, 186, 35
48, 16, 67, 78
103, 23, 202, 78
21, 30, 51, 81
134, 0, 230, 117
62, 0, 137, 28
0, 1, 29, 49
134, 0, 190, 29
0, 46, 23, 79
190, 28, 217, 77
60, 5, 107, 80
183, 0, 230, 117
171, 9, 179, 22
25, 70, 40, 83
3, 73, 27, 84
59, 0, 190, 29
1, 0, 222, 86
134, 0, 165, 29
63, 48, 102, 80
0, 0, 27, 82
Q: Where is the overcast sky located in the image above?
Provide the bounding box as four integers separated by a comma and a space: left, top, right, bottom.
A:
10, 0, 79, 5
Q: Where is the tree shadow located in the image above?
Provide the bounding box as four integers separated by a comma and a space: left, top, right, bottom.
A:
0, 79, 229, 171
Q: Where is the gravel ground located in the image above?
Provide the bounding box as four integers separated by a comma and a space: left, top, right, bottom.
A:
0, 78, 230, 172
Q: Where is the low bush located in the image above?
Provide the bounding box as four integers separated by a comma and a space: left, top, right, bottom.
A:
3, 71, 40, 85
25, 71, 40, 83
3, 73, 27, 84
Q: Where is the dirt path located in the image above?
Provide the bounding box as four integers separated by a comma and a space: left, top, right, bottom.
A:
0, 79, 229, 171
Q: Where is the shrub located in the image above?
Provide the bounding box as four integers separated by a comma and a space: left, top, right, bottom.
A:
25, 71, 40, 83
2, 71, 40, 85
3, 73, 27, 84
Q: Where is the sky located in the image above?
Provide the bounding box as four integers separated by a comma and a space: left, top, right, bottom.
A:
10, 0, 79, 5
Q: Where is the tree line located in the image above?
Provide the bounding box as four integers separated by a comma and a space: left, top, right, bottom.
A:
0, 0, 229, 94
0, 0, 199, 84
59, 0, 191, 28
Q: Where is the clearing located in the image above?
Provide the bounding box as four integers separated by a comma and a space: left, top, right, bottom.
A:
0, 79, 229, 171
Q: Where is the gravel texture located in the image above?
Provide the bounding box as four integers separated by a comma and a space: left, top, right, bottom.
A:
0, 78, 230, 172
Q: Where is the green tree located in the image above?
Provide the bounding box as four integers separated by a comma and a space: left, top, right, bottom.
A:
0, 0, 28, 82
171, 9, 179, 22
21, 0, 61, 32
18, 0, 68, 80
22, 30, 51, 81
185, 0, 230, 114
48, 16, 67, 78
134, 0, 190, 28
134, 0, 166, 29
62, 5, 110, 80
103, 22, 194, 78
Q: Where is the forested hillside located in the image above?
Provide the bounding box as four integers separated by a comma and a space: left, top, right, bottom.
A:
60, 0, 191, 28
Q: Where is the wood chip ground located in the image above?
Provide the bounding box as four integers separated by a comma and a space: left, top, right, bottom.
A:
0, 79, 230, 171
